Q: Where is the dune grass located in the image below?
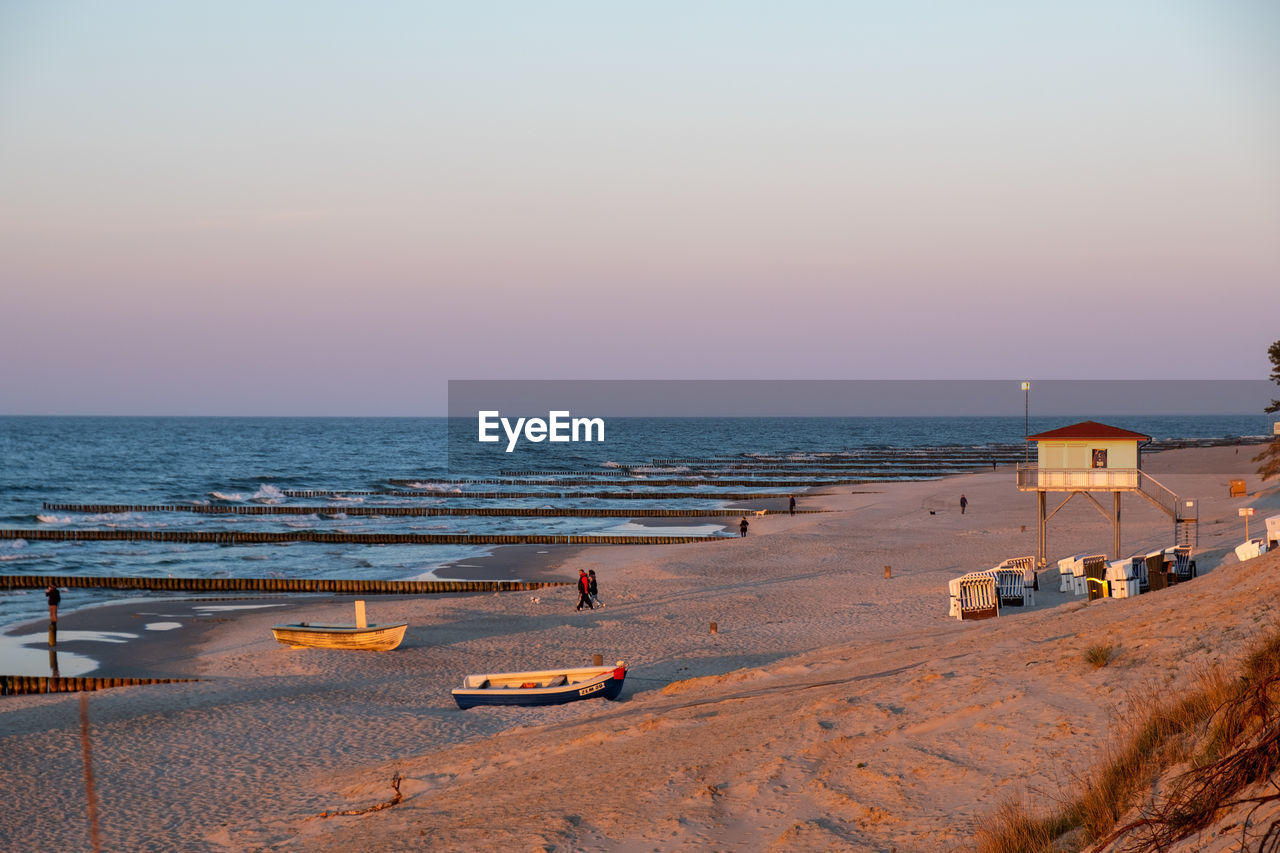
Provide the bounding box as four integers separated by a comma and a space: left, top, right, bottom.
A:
976, 627, 1280, 852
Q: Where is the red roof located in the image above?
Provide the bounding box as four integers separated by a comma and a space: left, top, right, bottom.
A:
1026, 420, 1151, 442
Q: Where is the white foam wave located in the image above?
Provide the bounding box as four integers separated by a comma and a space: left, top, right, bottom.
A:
211, 491, 246, 502
601, 461, 621, 468
251, 484, 285, 505
36, 514, 70, 524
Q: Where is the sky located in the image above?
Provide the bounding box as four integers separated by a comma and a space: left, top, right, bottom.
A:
1, 1, 1277, 415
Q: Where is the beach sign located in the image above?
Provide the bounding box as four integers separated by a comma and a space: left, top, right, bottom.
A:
1240, 507, 1255, 539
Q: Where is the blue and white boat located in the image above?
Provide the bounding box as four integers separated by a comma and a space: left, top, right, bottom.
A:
452, 661, 626, 709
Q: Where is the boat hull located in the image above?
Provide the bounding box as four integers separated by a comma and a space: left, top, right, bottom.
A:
453, 664, 626, 709
271, 623, 408, 651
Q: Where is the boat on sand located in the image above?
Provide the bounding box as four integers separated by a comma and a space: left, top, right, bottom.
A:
271, 600, 407, 651
452, 661, 626, 709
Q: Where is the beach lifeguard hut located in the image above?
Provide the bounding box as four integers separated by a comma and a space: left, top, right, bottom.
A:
1016, 421, 1189, 566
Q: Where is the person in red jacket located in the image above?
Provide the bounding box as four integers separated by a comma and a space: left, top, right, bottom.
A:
575, 569, 594, 611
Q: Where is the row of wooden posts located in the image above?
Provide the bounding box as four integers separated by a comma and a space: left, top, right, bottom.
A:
385, 475, 940, 487
0, 675, 198, 695
41, 503, 825, 518
0, 529, 727, 546
283, 490, 819, 500
0, 574, 571, 594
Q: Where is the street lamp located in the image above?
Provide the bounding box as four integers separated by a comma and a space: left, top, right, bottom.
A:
1021, 381, 1030, 462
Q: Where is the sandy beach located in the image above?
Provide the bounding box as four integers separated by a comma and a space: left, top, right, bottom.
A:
2, 445, 1278, 852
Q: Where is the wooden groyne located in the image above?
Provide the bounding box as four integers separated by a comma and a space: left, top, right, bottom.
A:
0, 574, 570, 594
387, 476, 900, 487
42, 503, 824, 518
0, 529, 726, 546
283, 490, 827, 500
0, 675, 198, 696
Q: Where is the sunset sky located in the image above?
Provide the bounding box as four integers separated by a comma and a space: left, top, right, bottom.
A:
2, 2, 1277, 415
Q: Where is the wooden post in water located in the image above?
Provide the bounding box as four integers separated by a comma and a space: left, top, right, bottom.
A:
355, 600, 368, 629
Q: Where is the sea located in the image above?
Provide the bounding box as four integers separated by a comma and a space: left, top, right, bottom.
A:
0, 414, 1272, 631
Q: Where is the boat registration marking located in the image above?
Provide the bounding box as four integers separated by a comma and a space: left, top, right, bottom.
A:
579, 681, 605, 696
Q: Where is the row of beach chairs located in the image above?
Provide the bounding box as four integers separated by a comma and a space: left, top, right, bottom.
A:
948, 556, 1036, 620
1057, 546, 1194, 601
949, 546, 1196, 620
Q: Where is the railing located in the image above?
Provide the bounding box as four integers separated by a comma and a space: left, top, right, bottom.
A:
1137, 471, 1178, 518
1016, 465, 1139, 491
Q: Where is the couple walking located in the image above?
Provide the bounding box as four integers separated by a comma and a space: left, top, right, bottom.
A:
576, 569, 603, 610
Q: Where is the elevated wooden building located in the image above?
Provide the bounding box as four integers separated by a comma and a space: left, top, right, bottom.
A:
1016, 420, 1194, 565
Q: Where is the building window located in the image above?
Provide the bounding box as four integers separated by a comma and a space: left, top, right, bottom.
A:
1092, 449, 1108, 469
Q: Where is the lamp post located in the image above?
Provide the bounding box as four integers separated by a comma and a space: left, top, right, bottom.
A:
1021, 381, 1030, 462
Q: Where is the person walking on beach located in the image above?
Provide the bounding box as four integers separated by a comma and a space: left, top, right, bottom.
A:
588, 569, 603, 608
46, 584, 60, 625
960, 494, 968, 515
789, 495, 796, 516
575, 569, 594, 611
739, 516, 749, 537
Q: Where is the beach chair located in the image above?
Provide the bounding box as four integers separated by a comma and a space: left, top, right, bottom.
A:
1071, 556, 1091, 597
947, 577, 963, 618
999, 556, 1037, 606
995, 566, 1026, 607
1234, 539, 1266, 562
957, 572, 999, 620
1169, 545, 1195, 582
1059, 555, 1080, 589
1106, 558, 1141, 599
1083, 555, 1108, 601
1146, 551, 1172, 590
1131, 552, 1150, 593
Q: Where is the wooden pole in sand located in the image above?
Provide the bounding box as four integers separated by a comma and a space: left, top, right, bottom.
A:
355, 600, 368, 629
80, 695, 103, 853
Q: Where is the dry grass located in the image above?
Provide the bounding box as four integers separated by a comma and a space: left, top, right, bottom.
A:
976, 629, 1280, 853
1085, 644, 1115, 669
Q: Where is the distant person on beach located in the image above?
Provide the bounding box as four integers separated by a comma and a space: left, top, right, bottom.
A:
960, 494, 968, 515
588, 569, 603, 608
739, 517, 749, 537
789, 495, 796, 516
46, 584, 60, 624
575, 569, 594, 611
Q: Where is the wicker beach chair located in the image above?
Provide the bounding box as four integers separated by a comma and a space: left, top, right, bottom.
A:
995, 567, 1026, 607
1058, 553, 1085, 593
1146, 550, 1172, 590
1083, 555, 1108, 601
957, 572, 999, 620
999, 556, 1037, 606
1106, 557, 1141, 599
1170, 545, 1195, 582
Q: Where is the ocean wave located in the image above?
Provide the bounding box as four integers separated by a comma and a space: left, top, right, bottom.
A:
251, 484, 286, 504
210, 491, 246, 502
601, 461, 621, 468
36, 514, 70, 524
